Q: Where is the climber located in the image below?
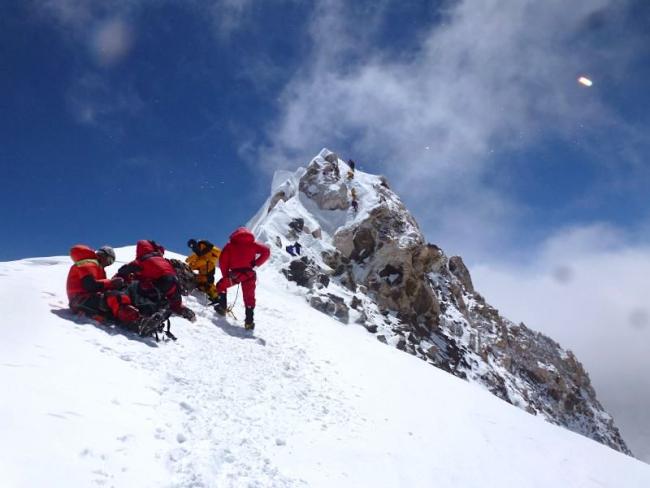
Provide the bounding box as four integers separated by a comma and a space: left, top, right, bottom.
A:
66, 244, 141, 330
186, 239, 221, 301
214, 227, 271, 330
351, 199, 359, 213
348, 159, 355, 172
116, 240, 196, 322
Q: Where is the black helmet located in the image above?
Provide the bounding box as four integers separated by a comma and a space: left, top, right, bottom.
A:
187, 239, 197, 248
96, 246, 116, 266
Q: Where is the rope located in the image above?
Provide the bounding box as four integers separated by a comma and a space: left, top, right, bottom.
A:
226, 283, 241, 320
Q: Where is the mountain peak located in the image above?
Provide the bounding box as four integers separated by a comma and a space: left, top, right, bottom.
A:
251, 149, 630, 454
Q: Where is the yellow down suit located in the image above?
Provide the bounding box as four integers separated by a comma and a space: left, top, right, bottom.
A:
186, 241, 221, 299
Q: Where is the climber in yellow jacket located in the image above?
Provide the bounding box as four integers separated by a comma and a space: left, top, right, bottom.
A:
186, 239, 221, 300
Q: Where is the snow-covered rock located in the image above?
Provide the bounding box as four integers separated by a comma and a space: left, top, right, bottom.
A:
250, 148, 630, 454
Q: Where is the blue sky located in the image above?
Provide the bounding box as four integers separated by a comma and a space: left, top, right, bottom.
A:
1, 0, 648, 262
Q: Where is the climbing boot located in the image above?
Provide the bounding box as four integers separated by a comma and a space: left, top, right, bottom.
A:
244, 306, 255, 330
214, 293, 227, 316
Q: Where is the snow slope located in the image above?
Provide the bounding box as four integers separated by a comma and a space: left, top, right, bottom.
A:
1, 248, 649, 487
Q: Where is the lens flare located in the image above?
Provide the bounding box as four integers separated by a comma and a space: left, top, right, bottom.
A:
578, 76, 593, 87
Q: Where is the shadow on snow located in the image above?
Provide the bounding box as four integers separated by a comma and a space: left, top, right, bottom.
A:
49, 308, 160, 348
211, 316, 265, 345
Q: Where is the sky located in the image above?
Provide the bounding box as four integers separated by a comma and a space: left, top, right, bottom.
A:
1, 0, 649, 460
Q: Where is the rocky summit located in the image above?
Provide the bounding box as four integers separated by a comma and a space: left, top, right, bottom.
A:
249, 149, 630, 454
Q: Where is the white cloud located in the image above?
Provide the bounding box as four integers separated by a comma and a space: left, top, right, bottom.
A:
472, 223, 650, 461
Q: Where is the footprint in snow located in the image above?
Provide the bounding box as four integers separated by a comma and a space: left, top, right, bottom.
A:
179, 401, 194, 413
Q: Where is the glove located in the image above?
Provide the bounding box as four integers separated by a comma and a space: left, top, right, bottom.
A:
110, 277, 126, 290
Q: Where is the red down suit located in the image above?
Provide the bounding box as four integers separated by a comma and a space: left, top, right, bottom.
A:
66, 244, 134, 321
217, 228, 271, 308
117, 240, 183, 312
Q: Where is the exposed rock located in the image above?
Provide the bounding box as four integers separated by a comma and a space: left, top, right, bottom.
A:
282, 257, 329, 289
289, 218, 304, 233
299, 160, 349, 210
449, 256, 474, 293
268, 191, 288, 213
324, 152, 339, 164
309, 294, 349, 323
364, 323, 378, 333
351, 227, 375, 262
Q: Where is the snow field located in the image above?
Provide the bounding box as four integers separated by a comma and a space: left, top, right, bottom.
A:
1, 248, 649, 487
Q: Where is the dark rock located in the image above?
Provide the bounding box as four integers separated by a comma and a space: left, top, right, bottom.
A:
317, 274, 330, 288
289, 218, 305, 233
379, 264, 403, 286
364, 323, 378, 333
377, 335, 387, 344
282, 257, 329, 289
309, 293, 349, 323
351, 227, 376, 262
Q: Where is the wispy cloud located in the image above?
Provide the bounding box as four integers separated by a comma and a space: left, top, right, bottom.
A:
66, 73, 143, 130
33, 0, 259, 42
204, 0, 255, 40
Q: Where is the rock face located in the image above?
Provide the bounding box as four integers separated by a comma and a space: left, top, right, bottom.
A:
448, 256, 474, 293
250, 148, 631, 455
298, 156, 349, 211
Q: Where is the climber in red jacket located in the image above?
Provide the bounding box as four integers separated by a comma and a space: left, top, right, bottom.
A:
66, 244, 141, 327
214, 227, 271, 329
116, 240, 196, 322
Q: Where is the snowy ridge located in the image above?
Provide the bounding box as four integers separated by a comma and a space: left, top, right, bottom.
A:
250, 149, 630, 454
1, 248, 650, 486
